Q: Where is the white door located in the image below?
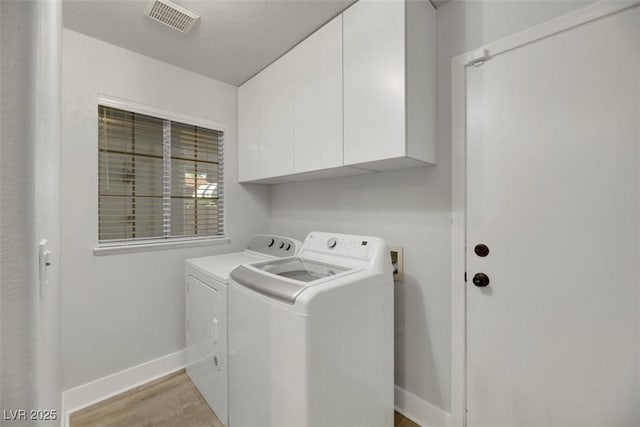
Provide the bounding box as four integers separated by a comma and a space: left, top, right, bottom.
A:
466, 6, 640, 427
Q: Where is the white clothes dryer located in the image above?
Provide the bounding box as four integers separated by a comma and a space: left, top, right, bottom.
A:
185, 234, 301, 426
228, 232, 394, 427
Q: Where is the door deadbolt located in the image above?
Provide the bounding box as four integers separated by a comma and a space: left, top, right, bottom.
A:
472, 273, 490, 287
474, 244, 490, 257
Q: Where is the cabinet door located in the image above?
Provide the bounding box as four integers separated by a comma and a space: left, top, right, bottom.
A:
259, 51, 295, 178
293, 15, 343, 173
343, 0, 406, 165
238, 76, 261, 182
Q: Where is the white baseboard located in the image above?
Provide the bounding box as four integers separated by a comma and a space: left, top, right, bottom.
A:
61, 349, 186, 427
395, 386, 451, 427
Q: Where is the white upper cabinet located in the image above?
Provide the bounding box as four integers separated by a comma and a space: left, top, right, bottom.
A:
237, 75, 261, 182
343, 0, 405, 165
258, 50, 295, 178
237, 0, 435, 183
293, 15, 343, 174
343, 0, 435, 170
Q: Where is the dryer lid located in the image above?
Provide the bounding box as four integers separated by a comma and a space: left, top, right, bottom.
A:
186, 251, 269, 282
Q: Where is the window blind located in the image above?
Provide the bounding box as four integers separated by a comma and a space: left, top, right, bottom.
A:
98, 105, 224, 243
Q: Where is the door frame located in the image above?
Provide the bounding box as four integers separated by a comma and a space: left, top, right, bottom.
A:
450, 2, 640, 426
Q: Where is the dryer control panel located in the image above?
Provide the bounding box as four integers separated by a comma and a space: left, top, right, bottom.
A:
246, 234, 301, 258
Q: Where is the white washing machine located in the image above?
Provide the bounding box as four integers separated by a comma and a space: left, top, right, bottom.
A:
228, 232, 394, 427
185, 234, 301, 426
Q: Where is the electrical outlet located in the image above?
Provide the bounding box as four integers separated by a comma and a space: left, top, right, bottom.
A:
390, 246, 403, 282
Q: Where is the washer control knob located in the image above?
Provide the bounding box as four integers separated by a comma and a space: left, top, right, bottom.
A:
327, 238, 338, 249
279, 242, 285, 249
267, 238, 275, 247
286, 243, 291, 251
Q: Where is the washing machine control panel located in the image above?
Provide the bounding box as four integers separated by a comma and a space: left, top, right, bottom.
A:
247, 234, 300, 257
305, 233, 373, 260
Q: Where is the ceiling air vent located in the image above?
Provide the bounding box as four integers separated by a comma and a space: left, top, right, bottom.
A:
144, 0, 199, 33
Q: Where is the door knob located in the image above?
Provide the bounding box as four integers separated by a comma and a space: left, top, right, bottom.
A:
472, 272, 490, 287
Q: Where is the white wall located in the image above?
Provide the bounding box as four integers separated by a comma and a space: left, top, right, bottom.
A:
1, 0, 62, 421
61, 29, 271, 390
271, 165, 453, 415
270, 0, 591, 421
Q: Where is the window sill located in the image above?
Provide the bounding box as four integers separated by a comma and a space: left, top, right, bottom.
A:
93, 237, 231, 256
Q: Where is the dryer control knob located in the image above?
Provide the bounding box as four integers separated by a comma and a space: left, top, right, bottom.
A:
279, 242, 285, 249
267, 238, 275, 247
286, 243, 291, 251
327, 238, 338, 249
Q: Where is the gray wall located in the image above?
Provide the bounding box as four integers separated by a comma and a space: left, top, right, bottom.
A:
1, 0, 62, 423
60, 29, 271, 390
270, 0, 591, 417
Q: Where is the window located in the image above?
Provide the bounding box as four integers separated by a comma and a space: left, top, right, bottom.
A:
98, 104, 224, 244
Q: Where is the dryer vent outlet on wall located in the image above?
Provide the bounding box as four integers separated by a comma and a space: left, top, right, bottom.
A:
144, 0, 199, 33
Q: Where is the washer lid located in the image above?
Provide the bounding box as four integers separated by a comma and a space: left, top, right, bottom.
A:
230, 257, 355, 304
258, 258, 348, 282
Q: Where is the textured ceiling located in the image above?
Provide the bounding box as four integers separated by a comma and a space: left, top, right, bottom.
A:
63, 0, 356, 86
63, 0, 447, 87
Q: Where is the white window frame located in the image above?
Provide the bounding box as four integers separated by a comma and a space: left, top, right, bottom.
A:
93, 95, 229, 255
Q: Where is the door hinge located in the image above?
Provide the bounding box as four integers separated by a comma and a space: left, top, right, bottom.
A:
467, 48, 490, 67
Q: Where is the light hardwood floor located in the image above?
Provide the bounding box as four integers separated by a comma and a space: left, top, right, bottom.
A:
70, 370, 420, 427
